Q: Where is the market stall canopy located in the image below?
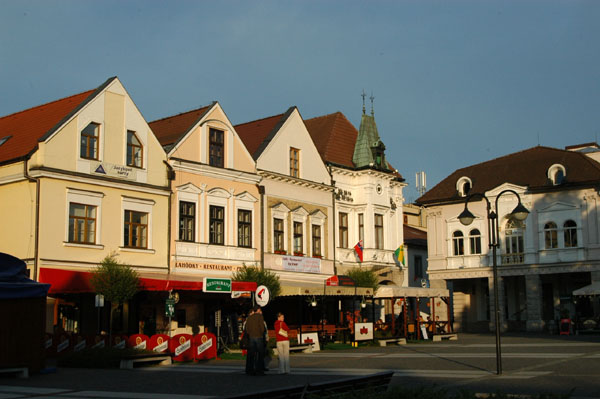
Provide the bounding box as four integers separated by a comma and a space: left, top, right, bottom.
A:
279, 277, 373, 297
573, 282, 600, 296
0, 252, 50, 299
375, 285, 449, 299
38, 268, 256, 294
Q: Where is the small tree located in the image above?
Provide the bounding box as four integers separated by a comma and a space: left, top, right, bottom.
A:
347, 267, 379, 294
90, 253, 139, 339
232, 266, 281, 298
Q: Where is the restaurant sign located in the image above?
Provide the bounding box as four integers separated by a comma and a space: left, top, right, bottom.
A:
203, 277, 232, 293
282, 256, 321, 274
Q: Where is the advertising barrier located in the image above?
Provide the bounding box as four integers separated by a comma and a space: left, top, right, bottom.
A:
149, 334, 170, 353
194, 333, 217, 360
128, 334, 149, 350
112, 334, 128, 349
170, 334, 194, 362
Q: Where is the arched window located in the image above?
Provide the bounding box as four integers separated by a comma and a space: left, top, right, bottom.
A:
456, 177, 472, 197
547, 164, 566, 186
504, 219, 525, 264
544, 222, 558, 249
564, 220, 578, 248
452, 231, 464, 256
469, 229, 481, 254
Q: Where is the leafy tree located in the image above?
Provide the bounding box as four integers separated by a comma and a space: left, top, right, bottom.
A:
347, 267, 379, 293
90, 253, 139, 338
232, 266, 281, 298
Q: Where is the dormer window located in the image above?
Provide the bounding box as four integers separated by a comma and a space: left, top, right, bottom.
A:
456, 177, 473, 197
80, 122, 100, 160
0, 135, 11, 147
548, 164, 566, 185
126, 131, 143, 168
209, 128, 224, 168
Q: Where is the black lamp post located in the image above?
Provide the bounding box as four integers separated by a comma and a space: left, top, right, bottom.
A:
457, 189, 529, 375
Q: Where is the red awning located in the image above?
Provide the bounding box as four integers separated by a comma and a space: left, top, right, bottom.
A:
39, 268, 256, 294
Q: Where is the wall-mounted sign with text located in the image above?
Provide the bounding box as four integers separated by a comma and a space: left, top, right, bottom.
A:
91, 161, 137, 180
202, 277, 232, 293
175, 262, 243, 273
282, 256, 321, 274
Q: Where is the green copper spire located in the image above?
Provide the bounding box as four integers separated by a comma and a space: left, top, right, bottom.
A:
352, 93, 387, 169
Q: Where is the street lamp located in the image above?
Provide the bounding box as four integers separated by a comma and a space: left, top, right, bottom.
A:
458, 189, 529, 375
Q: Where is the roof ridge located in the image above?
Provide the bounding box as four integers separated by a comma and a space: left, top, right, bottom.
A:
150, 103, 214, 124
0, 89, 95, 121
235, 111, 285, 127
306, 111, 343, 122
453, 145, 558, 173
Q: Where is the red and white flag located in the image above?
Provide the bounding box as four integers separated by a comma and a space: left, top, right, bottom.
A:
354, 240, 364, 262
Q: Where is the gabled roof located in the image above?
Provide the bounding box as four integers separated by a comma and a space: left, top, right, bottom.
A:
235, 107, 295, 160
417, 146, 600, 205
149, 104, 214, 151
0, 78, 115, 165
403, 224, 427, 247
305, 111, 403, 180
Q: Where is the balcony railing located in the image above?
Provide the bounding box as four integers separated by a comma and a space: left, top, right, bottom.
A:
501, 253, 524, 265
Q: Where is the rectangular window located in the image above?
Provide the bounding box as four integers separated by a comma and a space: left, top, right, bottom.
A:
339, 212, 348, 248
209, 128, 224, 168
312, 224, 322, 257
126, 130, 143, 168
375, 213, 384, 249
69, 203, 96, 244
124, 210, 148, 248
209, 205, 224, 245
238, 210, 252, 248
290, 147, 300, 177
179, 201, 195, 242
274, 218, 284, 252
358, 213, 364, 243
80, 122, 99, 160
293, 222, 303, 254
414, 255, 423, 279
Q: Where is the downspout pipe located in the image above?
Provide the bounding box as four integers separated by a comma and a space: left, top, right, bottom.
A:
24, 158, 40, 281
328, 165, 337, 275
258, 185, 265, 271
163, 161, 175, 276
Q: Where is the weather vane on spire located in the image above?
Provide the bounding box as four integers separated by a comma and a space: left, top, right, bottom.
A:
370, 91, 375, 116
361, 89, 367, 114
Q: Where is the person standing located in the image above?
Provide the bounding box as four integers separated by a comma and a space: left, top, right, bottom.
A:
245, 305, 266, 375
274, 312, 290, 374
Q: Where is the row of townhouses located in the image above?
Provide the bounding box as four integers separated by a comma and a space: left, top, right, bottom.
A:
0, 77, 408, 337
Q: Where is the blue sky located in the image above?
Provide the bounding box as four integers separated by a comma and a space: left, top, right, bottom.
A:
1, 0, 599, 202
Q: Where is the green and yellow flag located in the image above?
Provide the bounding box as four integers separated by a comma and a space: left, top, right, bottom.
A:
394, 245, 405, 266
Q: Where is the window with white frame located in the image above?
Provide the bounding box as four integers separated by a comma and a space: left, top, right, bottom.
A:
274, 218, 284, 253
375, 213, 384, 249
271, 203, 290, 253
564, 220, 578, 248
293, 222, 303, 255
456, 177, 472, 197
66, 188, 103, 246
504, 219, 525, 264
238, 209, 252, 248
80, 122, 100, 160
290, 147, 300, 178
452, 231, 464, 256
339, 212, 348, 248
312, 224, 322, 257
179, 201, 195, 242
358, 213, 364, 243
209, 205, 225, 245
122, 197, 153, 251
469, 229, 481, 254
548, 164, 566, 185
544, 222, 558, 249
209, 128, 224, 168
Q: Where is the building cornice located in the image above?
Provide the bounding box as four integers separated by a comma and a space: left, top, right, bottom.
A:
258, 169, 334, 192
170, 158, 261, 185
428, 261, 600, 280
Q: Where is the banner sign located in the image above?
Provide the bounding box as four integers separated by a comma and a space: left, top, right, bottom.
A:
282, 256, 321, 274
354, 322, 374, 341
203, 277, 232, 293
92, 161, 137, 180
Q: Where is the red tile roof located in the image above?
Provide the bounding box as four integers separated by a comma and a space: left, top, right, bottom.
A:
235, 110, 290, 159
0, 90, 95, 164
304, 112, 357, 169
417, 146, 600, 205
404, 224, 427, 247
149, 104, 213, 148
305, 111, 404, 180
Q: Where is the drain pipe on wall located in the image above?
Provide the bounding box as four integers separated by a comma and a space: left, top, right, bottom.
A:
24, 157, 40, 281
258, 185, 265, 271
164, 161, 175, 276
329, 165, 337, 275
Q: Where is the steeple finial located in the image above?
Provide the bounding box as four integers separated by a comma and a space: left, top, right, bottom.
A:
370, 92, 375, 116
361, 89, 366, 114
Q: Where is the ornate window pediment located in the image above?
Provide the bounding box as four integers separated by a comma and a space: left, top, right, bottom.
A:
176, 183, 203, 195
207, 187, 231, 199
235, 191, 258, 203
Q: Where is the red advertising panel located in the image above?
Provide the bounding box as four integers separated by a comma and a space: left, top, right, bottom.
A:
72, 334, 87, 352
90, 335, 108, 349
55, 332, 72, 355
112, 334, 128, 349
149, 334, 170, 353
194, 333, 217, 360
169, 334, 194, 362
128, 334, 149, 350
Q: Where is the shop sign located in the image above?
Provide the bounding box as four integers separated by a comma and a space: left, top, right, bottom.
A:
282, 256, 321, 273
354, 322, 373, 341
175, 339, 191, 356
91, 161, 137, 180
256, 285, 270, 307
203, 277, 232, 293
165, 298, 175, 317
175, 262, 243, 272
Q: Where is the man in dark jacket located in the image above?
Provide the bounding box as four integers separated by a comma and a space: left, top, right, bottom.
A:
245, 305, 266, 375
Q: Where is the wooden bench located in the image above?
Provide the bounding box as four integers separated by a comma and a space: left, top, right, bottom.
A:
224, 371, 394, 399
0, 367, 29, 378
378, 338, 407, 346
432, 333, 458, 342
119, 353, 172, 369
